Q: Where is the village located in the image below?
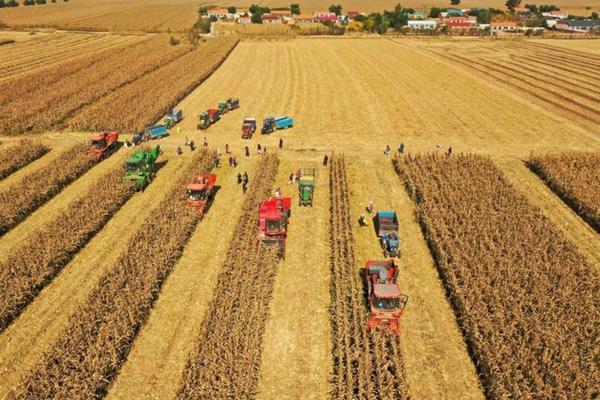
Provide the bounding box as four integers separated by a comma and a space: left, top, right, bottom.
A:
201, 3, 600, 35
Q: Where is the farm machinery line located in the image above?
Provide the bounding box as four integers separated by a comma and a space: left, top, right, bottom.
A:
198, 98, 239, 130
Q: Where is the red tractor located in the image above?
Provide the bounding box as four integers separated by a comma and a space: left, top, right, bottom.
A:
257, 196, 292, 258
88, 131, 119, 161
364, 259, 408, 334
185, 173, 217, 219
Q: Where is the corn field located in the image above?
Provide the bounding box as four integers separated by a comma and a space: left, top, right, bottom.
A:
0, 36, 189, 134
176, 154, 280, 399
0, 164, 135, 332
0, 143, 96, 236
528, 151, 600, 232
0, 139, 49, 180
8, 149, 215, 399
394, 153, 599, 399
69, 37, 240, 134
329, 153, 410, 400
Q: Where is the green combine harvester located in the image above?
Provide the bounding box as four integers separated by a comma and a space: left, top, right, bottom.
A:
298, 168, 316, 207
123, 145, 160, 191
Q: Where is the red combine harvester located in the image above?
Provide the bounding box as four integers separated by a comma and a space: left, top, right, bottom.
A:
185, 173, 217, 219
364, 259, 408, 334
88, 131, 118, 161
257, 196, 292, 258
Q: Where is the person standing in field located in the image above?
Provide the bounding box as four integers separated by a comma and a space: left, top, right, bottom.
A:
384, 145, 391, 156
176, 146, 183, 156
237, 173, 242, 184
367, 200, 374, 214
279, 138, 283, 149
177, 127, 181, 135
203, 137, 208, 147
225, 143, 230, 154
245, 146, 250, 157
323, 154, 329, 166
447, 146, 452, 156
398, 143, 405, 154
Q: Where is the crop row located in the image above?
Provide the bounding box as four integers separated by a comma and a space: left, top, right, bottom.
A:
0, 163, 135, 332
9, 149, 215, 399
528, 151, 599, 232
0, 142, 97, 236
394, 154, 599, 399
0, 139, 49, 180
0, 35, 190, 134
329, 153, 410, 400
69, 37, 240, 134
177, 154, 281, 399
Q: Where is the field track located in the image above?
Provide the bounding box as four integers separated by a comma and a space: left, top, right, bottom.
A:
8, 149, 215, 398
177, 154, 280, 399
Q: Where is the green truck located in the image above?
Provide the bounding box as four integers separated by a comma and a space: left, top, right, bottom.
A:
123, 145, 160, 190
298, 168, 316, 207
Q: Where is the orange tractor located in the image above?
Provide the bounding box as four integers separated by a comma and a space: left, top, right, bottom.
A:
257, 196, 292, 258
364, 259, 408, 334
185, 173, 217, 219
88, 131, 119, 161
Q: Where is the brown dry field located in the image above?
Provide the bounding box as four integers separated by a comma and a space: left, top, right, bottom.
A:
0, 37, 598, 399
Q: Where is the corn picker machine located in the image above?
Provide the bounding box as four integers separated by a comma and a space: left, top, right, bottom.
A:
122, 145, 160, 191
185, 173, 217, 219
364, 259, 408, 334
88, 131, 119, 161
257, 196, 292, 258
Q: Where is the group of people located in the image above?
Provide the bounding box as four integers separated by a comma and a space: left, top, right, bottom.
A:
237, 171, 250, 193
359, 200, 375, 227
384, 143, 452, 157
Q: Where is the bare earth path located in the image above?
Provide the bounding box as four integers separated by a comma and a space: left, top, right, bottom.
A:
347, 156, 484, 400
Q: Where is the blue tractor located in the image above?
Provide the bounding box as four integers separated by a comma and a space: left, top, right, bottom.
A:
375, 211, 400, 257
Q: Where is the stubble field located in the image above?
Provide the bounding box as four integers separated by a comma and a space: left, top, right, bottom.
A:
0, 36, 598, 400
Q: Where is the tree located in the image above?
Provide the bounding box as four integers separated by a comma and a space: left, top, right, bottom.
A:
384, 3, 409, 30
6, 0, 18, 6
291, 3, 300, 15
227, 6, 236, 13
591, 11, 598, 19
199, 6, 208, 15
429, 7, 442, 17
251, 12, 263, 23
505, 0, 521, 10
476, 9, 491, 23
524, 4, 538, 13
450, 0, 460, 5
329, 4, 342, 15
0, 0, 5, 7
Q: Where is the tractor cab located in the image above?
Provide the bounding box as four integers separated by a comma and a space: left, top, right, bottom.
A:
186, 173, 217, 218
364, 260, 408, 334
227, 98, 240, 110
88, 131, 118, 160
261, 116, 276, 134
258, 196, 292, 257
242, 118, 257, 139
298, 168, 315, 207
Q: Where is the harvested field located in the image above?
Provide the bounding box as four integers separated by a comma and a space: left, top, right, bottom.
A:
328, 153, 410, 400
177, 154, 281, 399
69, 37, 239, 134
0, 35, 190, 134
0, 33, 143, 82
0, 164, 135, 332
0, 1, 198, 32
394, 153, 599, 399
406, 39, 600, 131
8, 149, 215, 399
0, 143, 96, 235
528, 151, 600, 232
0, 139, 49, 180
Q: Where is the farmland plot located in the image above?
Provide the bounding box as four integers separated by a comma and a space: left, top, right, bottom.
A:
0, 139, 49, 180
0, 35, 191, 134
394, 154, 599, 399
528, 151, 600, 232
8, 149, 215, 399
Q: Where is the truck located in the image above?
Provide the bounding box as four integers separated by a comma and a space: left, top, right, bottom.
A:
144, 125, 169, 140
262, 115, 294, 134
298, 168, 315, 207
364, 259, 408, 334
257, 196, 292, 258
198, 108, 221, 130
226, 98, 240, 111
185, 173, 217, 219
88, 131, 119, 161
375, 211, 400, 257
242, 118, 257, 139
163, 108, 183, 129
122, 145, 160, 191
218, 101, 229, 115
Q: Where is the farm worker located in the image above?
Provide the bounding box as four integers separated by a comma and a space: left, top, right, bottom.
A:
177, 127, 181, 134
279, 138, 283, 149
185, 136, 191, 146
233, 156, 238, 167
264, 146, 267, 154
242, 182, 248, 194
274, 187, 281, 198
189, 140, 195, 151
359, 214, 368, 227
447, 146, 452, 156
243, 172, 249, 184
203, 137, 208, 147
176, 146, 183, 156
245, 146, 250, 157
323, 154, 329, 166
384, 145, 390, 156
367, 200, 374, 214
257, 144, 262, 151
398, 143, 405, 154
288, 173, 294, 185
237, 173, 242, 184
225, 143, 230, 154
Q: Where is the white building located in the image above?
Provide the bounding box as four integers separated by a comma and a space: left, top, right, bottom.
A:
407, 20, 437, 29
